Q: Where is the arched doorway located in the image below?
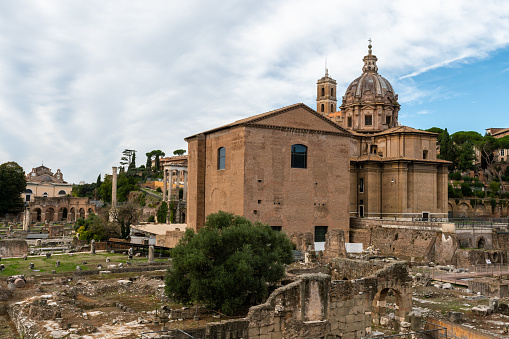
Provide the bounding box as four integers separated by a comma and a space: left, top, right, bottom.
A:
45, 207, 55, 222
478, 237, 486, 249
34, 208, 42, 222
181, 212, 186, 223
372, 287, 406, 327
79, 208, 85, 219
61, 208, 68, 221
70, 208, 76, 222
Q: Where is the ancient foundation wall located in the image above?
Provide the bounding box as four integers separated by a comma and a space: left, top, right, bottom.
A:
205, 260, 412, 338
427, 317, 499, 339
468, 278, 509, 298
350, 219, 459, 264
0, 240, 28, 257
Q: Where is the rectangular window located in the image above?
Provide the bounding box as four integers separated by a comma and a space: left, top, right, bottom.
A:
501, 149, 505, 156
25, 195, 30, 202
217, 147, 225, 170
386, 116, 391, 125
271, 226, 282, 232
359, 178, 364, 193
423, 150, 428, 159
291, 144, 307, 168
314, 226, 328, 243
347, 117, 352, 127
365, 115, 372, 126
370, 145, 377, 154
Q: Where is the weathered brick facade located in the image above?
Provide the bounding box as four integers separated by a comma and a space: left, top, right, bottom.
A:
186, 104, 351, 237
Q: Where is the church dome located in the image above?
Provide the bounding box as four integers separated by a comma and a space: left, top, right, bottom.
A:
346, 72, 395, 100
339, 41, 400, 132
343, 43, 396, 103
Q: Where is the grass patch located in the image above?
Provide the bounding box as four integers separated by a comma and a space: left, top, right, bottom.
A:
0, 252, 168, 277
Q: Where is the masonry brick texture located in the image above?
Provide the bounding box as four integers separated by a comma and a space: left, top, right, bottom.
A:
186, 104, 351, 237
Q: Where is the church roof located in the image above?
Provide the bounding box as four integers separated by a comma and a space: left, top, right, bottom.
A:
371, 125, 439, 137
185, 103, 352, 140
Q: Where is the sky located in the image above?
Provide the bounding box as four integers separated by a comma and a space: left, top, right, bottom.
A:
0, 0, 509, 184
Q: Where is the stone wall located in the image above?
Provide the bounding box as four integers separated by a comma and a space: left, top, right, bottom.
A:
205, 259, 412, 338
455, 249, 507, 267
468, 278, 509, 298
0, 240, 28, 257
350, 218, 459, 264
323, 229, 347, 262
156, 230, 185, 248
456, 228, 493, 249
427, 317, 499, 339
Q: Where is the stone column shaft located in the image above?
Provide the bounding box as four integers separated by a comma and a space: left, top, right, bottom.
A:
112, 167, 118, 208
163, 169, 168, 202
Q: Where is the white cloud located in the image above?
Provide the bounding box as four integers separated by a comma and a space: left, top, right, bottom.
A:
1, 0, 509, 182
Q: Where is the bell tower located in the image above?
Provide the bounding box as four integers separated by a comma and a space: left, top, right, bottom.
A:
316, 68, 337, 116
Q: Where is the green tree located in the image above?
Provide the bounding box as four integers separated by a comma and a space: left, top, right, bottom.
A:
98, 175, 112, 203
173, 149, 186, 156
455, 142, 476, 171
438, 128, 455, 164
75, 213, 108, 241
152, 150, 165, 172
165, 211, 294, 315
0, 162, 26, 216
146, 151, 154, 169
111, 202, 141, 239
157, 201, 168, 223
451, 131, 483, 145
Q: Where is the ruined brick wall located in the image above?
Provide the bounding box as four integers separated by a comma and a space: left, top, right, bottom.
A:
455, 249, 507, 267
155, 230, 185, 248
205, 260, 413, 339
427, 317, 499, 339
455, 229, 493, 249
468, 278, 509, 298
331, 258, 387, 280
0, 240, 28, 257
323, 228, 346, 262
350, 218, 459, 264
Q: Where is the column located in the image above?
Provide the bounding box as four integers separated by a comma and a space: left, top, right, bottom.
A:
163, 168, 168, 202
112, 167, 118, 208
183, 170, 188, 202
168, 170, 173, 203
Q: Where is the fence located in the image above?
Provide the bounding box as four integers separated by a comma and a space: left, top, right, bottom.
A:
452, 217, 509, 229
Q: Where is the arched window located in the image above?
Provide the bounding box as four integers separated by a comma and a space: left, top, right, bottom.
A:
58, 190, 66, 196
217, 147, 226, 170
42, 192, 48, 197
321, 104, 324, 112
291, 144, 307, 168
25, 189, 33, 193
321, 87, 325, 96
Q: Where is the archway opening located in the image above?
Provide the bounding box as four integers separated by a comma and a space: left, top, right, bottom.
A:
79, 208, 85, 219
46, 207, 55, 222
61, 208, 68, 221
372, 287, 403, 330
35, 208, 42, 222
478, 237, 486, 249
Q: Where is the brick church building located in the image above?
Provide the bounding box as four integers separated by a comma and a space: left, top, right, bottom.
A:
185, 43, 449, 245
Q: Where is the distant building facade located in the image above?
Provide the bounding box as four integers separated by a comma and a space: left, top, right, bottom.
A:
24, 165, 96, 223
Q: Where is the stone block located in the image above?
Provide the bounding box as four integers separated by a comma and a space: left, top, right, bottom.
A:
248, 327, 259, 337
271, 332, 282, 339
